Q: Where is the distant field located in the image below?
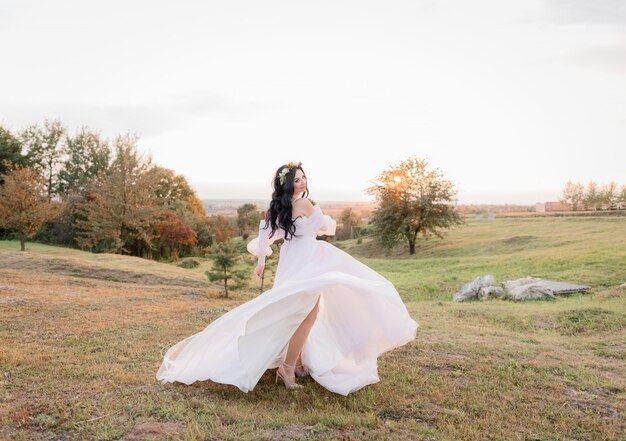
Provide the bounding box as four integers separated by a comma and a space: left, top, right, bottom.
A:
345, 216, 626, 301
0, 215, 624, 440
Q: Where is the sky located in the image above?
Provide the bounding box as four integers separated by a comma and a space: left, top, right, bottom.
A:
1, 0, 624, 204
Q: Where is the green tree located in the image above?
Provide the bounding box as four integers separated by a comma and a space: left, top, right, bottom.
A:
236, 203, 261, 239
20, 119, 67, 201
0, 165, 58, 251
0, 126, 27, 184
205, 242, 249, 297
58, 127, 110, 195
366, 157, 463, 255
339, 207, 360, 240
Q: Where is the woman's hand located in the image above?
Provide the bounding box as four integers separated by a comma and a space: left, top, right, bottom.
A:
254, 264, 265, 278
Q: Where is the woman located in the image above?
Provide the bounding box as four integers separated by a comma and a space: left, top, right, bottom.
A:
156, 162, 418, 395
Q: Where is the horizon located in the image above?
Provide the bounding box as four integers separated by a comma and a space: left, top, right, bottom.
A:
191, 182, 562, 205
1, 1, 624, 204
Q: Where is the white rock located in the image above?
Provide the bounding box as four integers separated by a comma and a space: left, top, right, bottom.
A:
453, 275, 496, 302
502, 277, 543, 292
503, 277, 555, 301
479, 286, 505, 301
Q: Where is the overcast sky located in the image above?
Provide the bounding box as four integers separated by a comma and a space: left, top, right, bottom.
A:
1, 0, 624, 203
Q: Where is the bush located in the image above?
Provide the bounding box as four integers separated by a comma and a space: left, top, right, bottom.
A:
179, 259, 200, 269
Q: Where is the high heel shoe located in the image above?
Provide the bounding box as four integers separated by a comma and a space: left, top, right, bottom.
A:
295, 362, 310, 378
275, 362, 304, 389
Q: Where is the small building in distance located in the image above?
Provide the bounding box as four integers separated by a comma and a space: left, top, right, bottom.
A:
535, 201, 569, 212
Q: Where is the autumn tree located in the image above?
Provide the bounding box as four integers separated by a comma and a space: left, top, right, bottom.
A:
157, 213, 198, 260
211, 215, 236, 244
236, 203, 261, 239
599, 181, 619, 210
583, 181, 602, 211
75, 134, 158, 255
366, 157, 463, 255
205, 242, 249, 297
619, 185, 626, 209
20, 119, 67, 201
0, 165, 58, 251
560, 180, 584, 211
150, 166, 197, 213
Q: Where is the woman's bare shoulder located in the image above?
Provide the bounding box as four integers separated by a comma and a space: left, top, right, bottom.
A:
292, 198, 315, 217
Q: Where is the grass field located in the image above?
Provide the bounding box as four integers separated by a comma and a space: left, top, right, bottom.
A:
1, 215, 625, 440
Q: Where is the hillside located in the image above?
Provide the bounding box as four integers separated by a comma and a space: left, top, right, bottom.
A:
344, 216, 626, 301
1, 216, 625, 440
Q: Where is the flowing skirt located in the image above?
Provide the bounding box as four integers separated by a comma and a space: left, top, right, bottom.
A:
156, 238, 418, 396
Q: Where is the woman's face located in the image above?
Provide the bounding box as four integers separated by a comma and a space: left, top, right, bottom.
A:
293, 168, 307, 196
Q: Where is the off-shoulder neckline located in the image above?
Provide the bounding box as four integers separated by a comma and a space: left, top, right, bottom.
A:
292, 204, 321, 222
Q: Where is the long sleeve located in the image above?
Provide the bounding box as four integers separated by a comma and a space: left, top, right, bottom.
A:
246, 220, 283, 266
316, 211, 337, 237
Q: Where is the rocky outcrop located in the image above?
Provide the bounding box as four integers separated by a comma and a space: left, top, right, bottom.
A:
454, 276, 559, 301
479, 286, 505, 301
453, 275, 496, 302
502, 278, 555, 301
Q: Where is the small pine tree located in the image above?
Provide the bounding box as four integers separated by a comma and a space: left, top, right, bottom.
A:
205, 242, 248, 297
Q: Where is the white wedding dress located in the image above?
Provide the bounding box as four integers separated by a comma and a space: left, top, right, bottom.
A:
156, 204, 418, 396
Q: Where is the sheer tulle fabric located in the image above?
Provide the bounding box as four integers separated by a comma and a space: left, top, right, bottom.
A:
156, 204, 418, 395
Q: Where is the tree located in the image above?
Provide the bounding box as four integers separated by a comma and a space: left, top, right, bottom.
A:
366, 157, 463, 255
560, 180, 584, 211
599, 181, 619, 210
157, 213, 198, 260
75, 134, 158, 256
58, 127, 110, 196
236, 203, 261, 239
619, 185, 626, 209
20, 119, 67, 202
583, 181, 600, 211
205, 242, 248, 297
0, 126, 27, 184
0, 165, 58, 251
211, 215, 236, 244
339, 207, 360, 240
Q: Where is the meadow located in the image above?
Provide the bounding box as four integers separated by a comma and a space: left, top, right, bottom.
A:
0, 215, 625, 440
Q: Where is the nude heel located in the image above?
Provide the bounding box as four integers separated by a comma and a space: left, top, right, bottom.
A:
295, 362, 310, 377
276, 362, 304, 389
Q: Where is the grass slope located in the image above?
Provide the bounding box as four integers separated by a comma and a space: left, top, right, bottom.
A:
347, 216, 626, 301
1, 215, 625, 440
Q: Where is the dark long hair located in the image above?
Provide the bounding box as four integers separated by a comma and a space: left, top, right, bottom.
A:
263, 164, 309, 241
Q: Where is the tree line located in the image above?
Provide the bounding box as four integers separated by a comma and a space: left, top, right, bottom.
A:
1, 122, 464, 272
0, 119, 241, 257
560, 180, 626, 211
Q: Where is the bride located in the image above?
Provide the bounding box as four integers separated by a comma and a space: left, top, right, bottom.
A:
156, 162, 418, 395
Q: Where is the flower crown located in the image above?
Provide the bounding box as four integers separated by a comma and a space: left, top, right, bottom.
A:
278, 161, 302, 185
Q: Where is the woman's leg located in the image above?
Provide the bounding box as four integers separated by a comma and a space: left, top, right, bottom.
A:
284, 295, 320, 367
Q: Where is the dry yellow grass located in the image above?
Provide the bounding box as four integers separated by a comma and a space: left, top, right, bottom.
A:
1, 238, 625, 440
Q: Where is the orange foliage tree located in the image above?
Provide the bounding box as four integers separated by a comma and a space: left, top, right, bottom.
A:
157, 213, 198, 260
0, 165, 58, 251
211, 215, 236, 244
366, 157, 463, 255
